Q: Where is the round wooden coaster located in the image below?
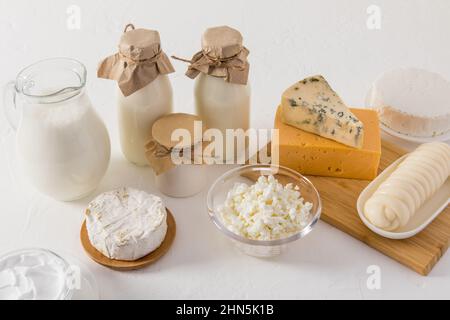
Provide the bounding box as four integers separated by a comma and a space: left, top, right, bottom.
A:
80, 208, 176, 271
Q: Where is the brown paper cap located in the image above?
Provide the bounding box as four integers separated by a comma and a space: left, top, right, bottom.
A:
146, 113, 210, 175
152, 113, 205, 149
172, 25, 250, 85
119, 28, 161, 61
201, 26, 243, 59
97, 24, 174, 97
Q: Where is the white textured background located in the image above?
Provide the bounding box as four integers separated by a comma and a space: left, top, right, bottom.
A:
0, 0, 449, 299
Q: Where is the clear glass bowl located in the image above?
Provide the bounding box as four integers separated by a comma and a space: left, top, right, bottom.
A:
0, 248, 99, 300
0, 248, 73, 300
207, 165, 322, 258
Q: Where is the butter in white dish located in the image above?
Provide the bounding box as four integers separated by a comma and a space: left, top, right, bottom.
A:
364, 142, 450, 231
218, 175, 313, 241
366, 68, 450, 138
85, 188, 168, 261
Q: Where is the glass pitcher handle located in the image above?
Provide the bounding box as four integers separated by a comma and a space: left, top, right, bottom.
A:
3, 81, 18, 130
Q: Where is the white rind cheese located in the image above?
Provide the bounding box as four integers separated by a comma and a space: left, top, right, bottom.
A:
366, 68, 450, 138
281, 75, 364, 148
86, 187, 167, 261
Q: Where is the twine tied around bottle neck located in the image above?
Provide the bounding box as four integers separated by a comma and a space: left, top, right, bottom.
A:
171, 47, 250, 85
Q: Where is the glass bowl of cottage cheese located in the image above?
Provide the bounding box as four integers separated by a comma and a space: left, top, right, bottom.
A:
207, 165, 322, 257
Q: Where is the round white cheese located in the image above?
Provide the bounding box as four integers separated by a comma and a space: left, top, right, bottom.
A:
366, 68, 450, 138
86, 187, 167, 261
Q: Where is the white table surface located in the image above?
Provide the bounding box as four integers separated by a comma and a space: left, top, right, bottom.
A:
0, 0, 449, 299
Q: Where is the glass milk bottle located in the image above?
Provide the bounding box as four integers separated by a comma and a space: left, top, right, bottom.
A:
3, 58, 111, 201
98, 24, 174, 166
176, 26, 251, 162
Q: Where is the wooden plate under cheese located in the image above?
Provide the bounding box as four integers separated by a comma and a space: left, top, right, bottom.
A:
80, 209, 176, 271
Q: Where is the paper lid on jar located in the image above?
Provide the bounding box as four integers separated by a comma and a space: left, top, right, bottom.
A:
145, 113, 210, 175
119, 27, 162, 61
172, 25, 250, 85
152, 113, 205, 149
201, 26, 244, 59
97, 24, 175, 97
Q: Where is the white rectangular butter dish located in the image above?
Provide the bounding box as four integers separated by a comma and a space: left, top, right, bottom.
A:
357, 155, 450, 240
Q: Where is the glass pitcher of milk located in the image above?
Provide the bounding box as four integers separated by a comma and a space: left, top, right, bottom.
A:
3, 58, 111, 201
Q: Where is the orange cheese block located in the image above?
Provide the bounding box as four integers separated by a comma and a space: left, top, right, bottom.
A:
274, 106, 381, 180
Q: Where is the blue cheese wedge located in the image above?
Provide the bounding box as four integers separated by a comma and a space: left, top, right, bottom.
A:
281, 75, 364, 148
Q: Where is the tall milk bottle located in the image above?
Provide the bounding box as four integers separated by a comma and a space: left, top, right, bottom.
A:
98, 24, 175, 166
174, 26, 251, 163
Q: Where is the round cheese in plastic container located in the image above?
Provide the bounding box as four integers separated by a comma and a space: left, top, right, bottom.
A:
366, 68, 450, 141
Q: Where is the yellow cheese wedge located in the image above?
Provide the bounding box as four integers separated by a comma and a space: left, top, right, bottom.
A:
274, 106, 381, 180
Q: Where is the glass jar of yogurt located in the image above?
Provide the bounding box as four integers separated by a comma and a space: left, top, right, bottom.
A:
146, 113, 207, 198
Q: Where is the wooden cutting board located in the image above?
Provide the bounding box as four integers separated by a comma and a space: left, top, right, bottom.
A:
306, 140, 450, 276
250, 140, 450, 275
